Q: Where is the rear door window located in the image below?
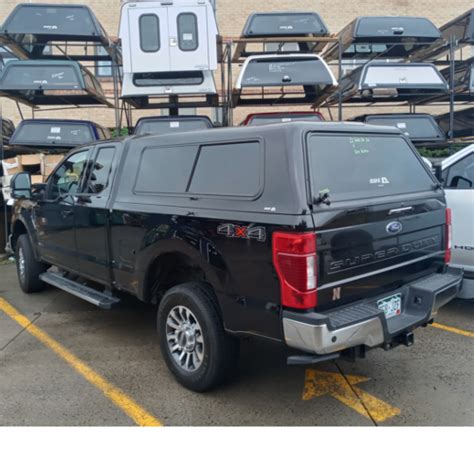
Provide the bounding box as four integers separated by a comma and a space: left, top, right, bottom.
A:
307, 134, 434, 202
177, 13, 198, 51
139, 14, 160, 52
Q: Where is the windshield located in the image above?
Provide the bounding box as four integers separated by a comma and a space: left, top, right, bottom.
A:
308, 133, 434, 202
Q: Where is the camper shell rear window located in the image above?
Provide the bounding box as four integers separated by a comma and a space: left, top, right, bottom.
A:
243, 12, 328, 36
307, 133, 434, 203
134, 118, 212, 135
12, 122, 94, 146
364, 116, 445, 140
355, 17, 440, 39
241, 56, 332, 87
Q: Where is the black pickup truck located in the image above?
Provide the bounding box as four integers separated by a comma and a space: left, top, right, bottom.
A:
8, 122, 462, 391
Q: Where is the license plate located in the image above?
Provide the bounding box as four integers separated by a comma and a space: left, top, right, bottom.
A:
377, 293, 402, 318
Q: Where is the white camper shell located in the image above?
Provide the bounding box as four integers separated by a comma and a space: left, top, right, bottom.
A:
119, 0, 218, 74
330, 62, 449, 103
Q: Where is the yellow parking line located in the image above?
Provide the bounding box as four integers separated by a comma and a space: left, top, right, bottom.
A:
0, 297, 162, 427
431, 322, 474, 338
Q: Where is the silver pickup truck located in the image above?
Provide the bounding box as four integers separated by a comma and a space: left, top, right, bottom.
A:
438, 144, 474, 299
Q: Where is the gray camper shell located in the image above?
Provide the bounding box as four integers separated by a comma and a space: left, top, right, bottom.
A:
9, 119, 111, 150
0, 60, 112, 107
134, 116, 214, 136
352, 113, 447, 145
0, 3, 116, 61
233, 54, 337, 106
437, 108, 474, 141
323, 16, 441, 61
329, 62, 449, 104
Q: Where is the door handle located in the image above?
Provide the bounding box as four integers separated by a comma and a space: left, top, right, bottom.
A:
61, 209, 74, 218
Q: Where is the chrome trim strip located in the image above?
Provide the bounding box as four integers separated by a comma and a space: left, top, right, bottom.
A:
389, 206, 414, 215
318, 252, 443, 290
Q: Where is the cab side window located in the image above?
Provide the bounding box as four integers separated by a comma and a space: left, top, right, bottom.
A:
445, 153, 474, 189
49, 150, 89, 199
83, 146, 116, 194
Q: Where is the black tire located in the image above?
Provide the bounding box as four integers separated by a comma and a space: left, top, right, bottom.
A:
15, 234, 48, 293
157, 282, 239, 392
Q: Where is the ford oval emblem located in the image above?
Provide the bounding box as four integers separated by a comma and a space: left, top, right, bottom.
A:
386, 221, 403, 235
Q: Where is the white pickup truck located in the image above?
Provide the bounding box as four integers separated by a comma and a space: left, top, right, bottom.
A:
438, 144, 474, 299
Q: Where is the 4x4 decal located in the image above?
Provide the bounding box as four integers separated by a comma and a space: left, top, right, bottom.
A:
217, 224, 266, 242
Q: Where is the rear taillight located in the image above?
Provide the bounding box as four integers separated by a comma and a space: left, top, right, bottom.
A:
272, 232, 317, 309
445, 208, 452, 264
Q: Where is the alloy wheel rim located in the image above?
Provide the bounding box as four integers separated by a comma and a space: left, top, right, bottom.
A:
166, 305, 205, 372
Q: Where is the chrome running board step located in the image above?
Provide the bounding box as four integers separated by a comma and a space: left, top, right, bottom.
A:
39, 272, 120, 309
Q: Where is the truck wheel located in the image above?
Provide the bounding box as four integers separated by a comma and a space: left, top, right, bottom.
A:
15, 234, 47, 293
157, 282, 239, 392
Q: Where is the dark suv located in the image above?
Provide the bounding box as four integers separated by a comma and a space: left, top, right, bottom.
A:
8, 122, 462, 391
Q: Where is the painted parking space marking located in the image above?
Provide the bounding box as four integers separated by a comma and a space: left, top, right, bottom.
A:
431, 322, 474, 338
302, 369, 400, 423
0, 297, 162, 427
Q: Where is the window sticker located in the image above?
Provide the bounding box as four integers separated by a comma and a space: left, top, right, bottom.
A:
369, 177, 390, 187
349, 136, 371, 155
182, 33, 193, 41
51, 127, 61, 133
396, 122, 407, 129
170, 122, 180, 128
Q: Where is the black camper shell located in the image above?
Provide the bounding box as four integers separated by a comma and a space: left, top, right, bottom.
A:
0, 3, 116, 61
323, 16, 441, 61
0, 60, 112, 107
134, 116, 214, 136
9, 119, 111, 150
352, 113, 447, 145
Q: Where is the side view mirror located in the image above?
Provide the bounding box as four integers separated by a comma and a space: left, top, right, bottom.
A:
10, 172, 32, 200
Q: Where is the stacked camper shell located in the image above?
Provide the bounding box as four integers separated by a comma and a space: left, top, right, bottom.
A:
0, 60, 112, 107
328, 61, 449, 104
119, 0, 219, 108
352, 114, 447, 145
0, 3, 117, 61
9, 119, 111, 151
323, 16, 442, 61
232, 12, 336, 109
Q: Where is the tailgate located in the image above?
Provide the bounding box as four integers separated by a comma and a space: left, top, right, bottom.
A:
315, 199, 446, 308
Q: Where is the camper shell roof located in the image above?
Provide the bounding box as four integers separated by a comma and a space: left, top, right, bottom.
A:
323, 16, 441, 60
0, 60, 112, 107
352, 113, 446, 144
0, 3, 116, 61
9, 119, 110, 149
